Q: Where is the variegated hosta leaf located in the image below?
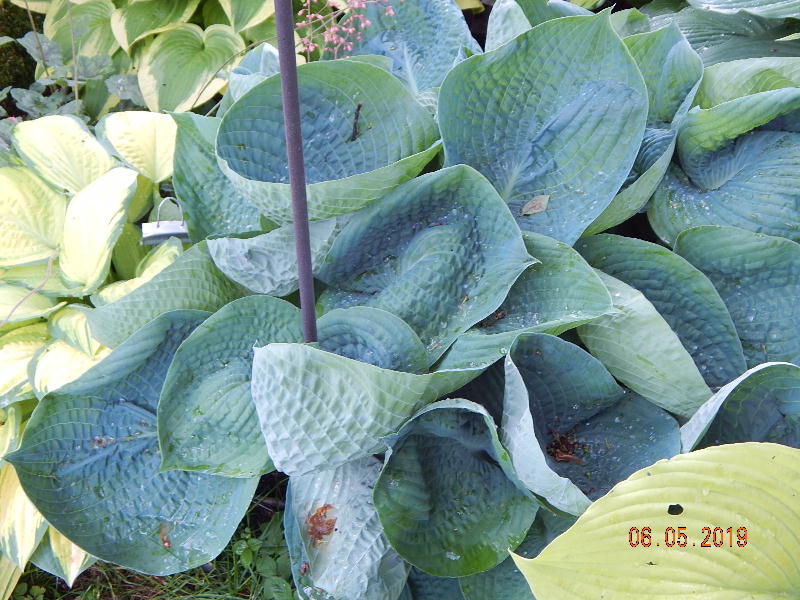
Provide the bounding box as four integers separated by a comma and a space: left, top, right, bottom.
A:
674, 226, 800, 367
208, 219, 338, 297
110, 0, 200, 51
29, 527, 95, 587
1, 401, 33, 461
0, 555, 22, 600
576, 234, 746, 390
48, 305, 102, 356
29, 339, 111, 399
512, 442, 800, 599
7, 311, 259, 575
218, 0, 274, 32
284, 457, 407, 600
138, 24, 245, 112
0, 166, 65, 268
0, 462, 47, 569
11, 115, 115, 194
0, 323, 48, 408
43, 0, 117, 61
159, 295, 303, 477
97, 111, 177, 183
439, 13, 648, 244
373, 399, 538, 577
171, 113, 262, 241
346, 0, 480, 94
317, 165, 533, 364
577, 272, 712, 419
216, 59, 440, 224
86, 242, 247, 348
0, 284, 65, 326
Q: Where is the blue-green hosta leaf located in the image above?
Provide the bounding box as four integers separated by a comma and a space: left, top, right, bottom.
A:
439, 13, 648, 244
0, 324, 48, 407
219, 42, 280, 114
403, 568, 464, 600
681, 363, 800, 451
317, 165, 533, 364
159, 295, 302, 477
459, 509, 575, 600
609, 9, 651, 37
347, 0, 480, 94
138, 24, 245, 112
96, 111, 177, 183
485, 0, 531, 51
695, 57, 800, 109
0, 166, 65, 268
577, 271, 712, 419
171, 113, 262, 241
674, 226, 800, 366
110, 0, 200, 51
11, 115, 115, 194
208, 219, 338, 297
0, 284, 65, 325
374, 399, 538, 577
444, 231, 612, 366
686, 0, 800, 18
517, 0, 590, 25
284, 457, 407, 600
216, 59, 440, 224
86, 242, 247, 348
576, 234, 746, 389
7, 311, 259, 575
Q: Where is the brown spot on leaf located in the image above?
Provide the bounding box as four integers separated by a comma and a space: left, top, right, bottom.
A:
307, 504, 336, 546
519, 194, 550, 216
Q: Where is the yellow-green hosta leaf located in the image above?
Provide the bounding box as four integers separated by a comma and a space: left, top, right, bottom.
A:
0, 324, 48, 408
11, 115, 115, 195
0, 463, 47, 569
30, 339, 111, 399
29, 528, 94, 586
0, 167, 65, 268
218, 0, 274, 32
1, 262, 80, 298
47, 305, 102, 355
0, 285, 64, 326
138, 24, 245, 112
1, 402, 33, 461
97, 111, 177, 183
110, 0, 201, 51
512, 442, 800, 599
0, 555, 22, 600
59, 167, 138, 293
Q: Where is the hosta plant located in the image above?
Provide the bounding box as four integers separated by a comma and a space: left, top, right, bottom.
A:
2, 0, 800, 598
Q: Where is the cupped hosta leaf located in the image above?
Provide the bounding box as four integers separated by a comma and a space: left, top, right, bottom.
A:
682, 363, 800, 452
576, 234, 746, 389
208, 219, 338, 296
29, 339, 111, 399
48, 305, 102, 355
12, 115, 115, 194
459, 508, 575, 600
43, 0, 117, 60
577, 271, 711, 419
159, 295, 303, 477
218, 0, 274, 32
138, 24, 245, 112
86, 242, 246, 347
439, 13, 648, 244
216, 59, 440, 224
695, 57, 800, 109
97, 111, 177, 183
7, 311, 259, 575
445, 231, 612, 366
512, 442, 800, 599
171, 113, 262, 241
374, 398, 538, 577
59, 167, 138, 293
284, 457, 407, 600
675, 226, 800, 366
317, 165, 533, 364
0, 167, 65, 267
219, 42, 280, 113
403, 568, 464, 600
0, 462, 47, 569
0, 324, 48, 407
687, 0, 800, 18
110, 0, 200, 51
0, 284, 64, 325
29, 527, 94, 587
346, 0, 480, 94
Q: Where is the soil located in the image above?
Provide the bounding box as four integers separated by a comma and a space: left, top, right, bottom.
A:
0, 3, 42, 117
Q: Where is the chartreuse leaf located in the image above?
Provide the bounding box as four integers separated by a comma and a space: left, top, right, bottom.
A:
0, 285, 64, 325
7, 311, 259, 575
159, 295, 302, 477
138, 24, 245, 112
682, 363, 800, 452
675, 226, 800, 366
576, 234, 746, 389
0, 462, 47, 569
0, 167, 65, 268
110, 0, 200, 51
208, 219, 338, 296
460, 509, 575, 600
317, 165, 533, 364
86, 242, 246, 348
0, 555, 21, 600
374, 399, 537, 577
284, 457, 407, 600
48, 305, 102, 355
577, 272, 711, 419
445, 231, 612, 366
218, 0, 274, 32
439, 13, 648, 244
402, 568, 464, 600
687, 0, 800, 18
512, 442, 800, 599
97, 111, 177, 183
59, 167, 138, 293
0, 324, 48, 407
0, 263, 77, 298
171, 113, 262, 241
347, 0, 480, 94
216, 59, 440, 224
29, 528, 94, 586
29, 339, 111, 399
12, 115, 115, 194
43, 0, 117, 60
